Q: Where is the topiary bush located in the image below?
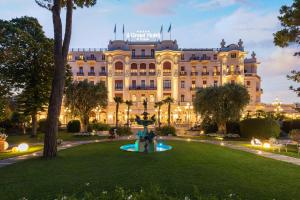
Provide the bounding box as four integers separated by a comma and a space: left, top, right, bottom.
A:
67, 120, 81, 133
90, 122, 111, 131
240, 118, 280, 139
156, 126, 176, 136
38, 118, 48, 133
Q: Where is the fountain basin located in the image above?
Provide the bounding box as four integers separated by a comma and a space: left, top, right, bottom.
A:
120, 143, 172, 152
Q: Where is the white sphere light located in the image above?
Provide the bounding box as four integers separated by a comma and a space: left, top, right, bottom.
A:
18, 143, 29, 152
3, 141, 9, 150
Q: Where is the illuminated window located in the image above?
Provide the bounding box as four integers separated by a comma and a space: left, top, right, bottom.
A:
150, 80, 155, 88
150, 95, 155, 102
231, 53, 236, 58
181, 95, 185, 102
163, 80, 171, 89
67, 54, 72, 61
151, 49, 155, 57
191, 80, 196, 89
101, 54, 105, 60
181, 81, 185, 88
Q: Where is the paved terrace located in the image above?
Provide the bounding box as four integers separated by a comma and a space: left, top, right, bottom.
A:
1, 137, 300, 168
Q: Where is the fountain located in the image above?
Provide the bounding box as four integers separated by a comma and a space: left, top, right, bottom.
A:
120, 99, 172, 153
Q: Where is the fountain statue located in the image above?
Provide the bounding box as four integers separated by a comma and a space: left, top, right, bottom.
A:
120, 98, 172, 153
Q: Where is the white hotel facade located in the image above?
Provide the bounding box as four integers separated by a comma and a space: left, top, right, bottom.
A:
64, 38, 262, 125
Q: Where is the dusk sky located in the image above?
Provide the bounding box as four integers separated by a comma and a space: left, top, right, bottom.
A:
1, 0, 299, 104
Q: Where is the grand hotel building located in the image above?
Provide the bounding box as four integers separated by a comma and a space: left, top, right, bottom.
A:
65, 39, 262, 125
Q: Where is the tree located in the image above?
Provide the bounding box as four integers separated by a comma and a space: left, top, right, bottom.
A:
163, 97, 174, 127
274, 0, 300, 97
114, 97, 123, 128
36, 0, 97, 158
194, 84, 250, 134
0, 17, 54, 137
154, 101, 164, 128
125, 100, 133, 127
65, 80, 107, 132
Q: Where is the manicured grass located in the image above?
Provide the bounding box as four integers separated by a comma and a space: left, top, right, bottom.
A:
0, 146, 43, 160
6, 131, 108, 144
1, 141, 300, 200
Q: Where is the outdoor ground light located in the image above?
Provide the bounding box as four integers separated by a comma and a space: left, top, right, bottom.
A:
18, 143, 29, 152
11, 147, 18, 153
263, 143, 271, 149
251, 138, 262, 146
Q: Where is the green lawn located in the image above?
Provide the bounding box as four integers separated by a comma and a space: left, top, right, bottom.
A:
6, 131, 108, 145
1, 141, 300, 200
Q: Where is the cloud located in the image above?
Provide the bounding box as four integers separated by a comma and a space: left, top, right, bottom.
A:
134, 0, 179, 16
192, 0, 248, 10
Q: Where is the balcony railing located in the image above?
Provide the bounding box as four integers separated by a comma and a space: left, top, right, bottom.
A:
115, 87, 123, 91
88, 72, 95, 76
99, 72, 107, 76
227, 71, 241, 75
213, 72, 221, 76
86, 56, 96, 61
114, 72, 124, 76
77, 72, 84, 76
190, 72, 198, 76
131, 55, 155, 59
180, 71, 187, 76
139, 72, 147, 76
190, 87, 202, 91
202, 72, 209, 76
130, 72, 138, 76
75, 56, 85, 61
163, 72, 172, 76
129, 86, 157, 90
163, 87, 171, 90
148, 72, 156, 76
189, 56, 211, 61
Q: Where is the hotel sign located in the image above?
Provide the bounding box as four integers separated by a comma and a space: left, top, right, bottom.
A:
126, 30, 160, 41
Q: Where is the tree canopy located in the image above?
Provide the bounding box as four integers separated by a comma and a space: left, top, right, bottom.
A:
274, 0, 300, 97
0, 17, 55, 137
65, 80, 107, 132
194, 84, 250, 134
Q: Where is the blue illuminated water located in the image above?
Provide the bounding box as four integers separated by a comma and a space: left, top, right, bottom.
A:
120, 142, 172, 152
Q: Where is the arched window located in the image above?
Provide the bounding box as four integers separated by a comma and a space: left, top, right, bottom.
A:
130, 63, 138, 76
163, 61, 171, 76
149, 63, 156, 75
140, 63, 147, 75
115, 61, 123, 75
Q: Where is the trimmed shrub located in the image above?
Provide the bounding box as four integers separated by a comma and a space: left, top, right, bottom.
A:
156, 126, 176, 136
240, 118, 280, 139
38, 119, 48, 133
109, 126, 133, 136
201, 117, 218, 134
282, 120, 300, 133
289, 129, 300, 142
90, 122, 111, 131
67, 120, 80, 133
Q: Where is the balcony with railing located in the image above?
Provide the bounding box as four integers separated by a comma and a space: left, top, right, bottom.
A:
163, 87, 172, 91
163, 71, 172, 76
190, 72, 198, 76
180, 71, 187, 76
202, 72, 209, 76
75, 56, 85, 61
129, 86, 157, 90
139, 72, 147, 76
227, 71, 241, 75
114, 71, 124, 76
189, 55, 211, 61
148, 71, 156, 76
131, 55, 155, 59
88, 72, 95, 76
115, 86, 123, 91
190, 86, 202, 91
213, 72, 221, 76
77, 72, 84, 76
86, 56, 96, 61
99, 71, 107, 76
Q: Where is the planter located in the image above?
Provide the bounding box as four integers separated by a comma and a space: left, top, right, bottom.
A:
0, 140, 8, 152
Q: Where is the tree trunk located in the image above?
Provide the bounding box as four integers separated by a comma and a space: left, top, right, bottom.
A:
218, 122, 226, 135
43, 0, 73, 159
127, 106, 130, 127
116, 103, 119, 128
168, 103, 171, 127
31, 112, 37, 138
80, 114, 89, 132
158, 108, 161, 128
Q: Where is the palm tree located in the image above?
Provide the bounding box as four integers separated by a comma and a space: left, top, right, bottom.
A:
114, 96, 123, 128
163, 97, 174, 127
154, 101, 164, 128
125, 100, 133, 127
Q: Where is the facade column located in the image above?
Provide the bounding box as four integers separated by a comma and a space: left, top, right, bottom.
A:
124, 56, 130, 100
156, 58, 163, 101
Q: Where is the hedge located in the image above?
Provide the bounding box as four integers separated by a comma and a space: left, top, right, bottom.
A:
281, 120, 300, 133
156, 126, 176, 136
67, 120, 81, 133
90, 122, 111, 131
240, 118, 280, 139
109, 126, 133, 136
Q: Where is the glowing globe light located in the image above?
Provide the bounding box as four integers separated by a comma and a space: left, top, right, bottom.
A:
18, 143, 29, 152
3, 141, 9, 151
11, 147, 19, 153
263, 143, 271, 149
220, 142, 225, 146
